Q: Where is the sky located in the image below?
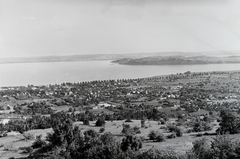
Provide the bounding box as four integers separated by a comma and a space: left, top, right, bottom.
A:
0, 0, 240, 58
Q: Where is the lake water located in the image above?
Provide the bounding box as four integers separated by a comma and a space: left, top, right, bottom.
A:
1, 60, 240, 87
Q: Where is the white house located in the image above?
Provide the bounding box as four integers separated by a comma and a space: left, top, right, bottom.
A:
0, 118, 10, 125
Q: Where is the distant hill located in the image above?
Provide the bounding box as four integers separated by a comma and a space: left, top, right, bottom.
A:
0, 54, 124, 64
0, 53, 157, 64
1, 52, 239, 64
112, 55, 240, 65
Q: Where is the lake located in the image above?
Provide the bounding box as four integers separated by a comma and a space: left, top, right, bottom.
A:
1, 60, 240, 87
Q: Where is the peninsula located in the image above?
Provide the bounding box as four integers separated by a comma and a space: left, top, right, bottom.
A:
112, 55, 240, 65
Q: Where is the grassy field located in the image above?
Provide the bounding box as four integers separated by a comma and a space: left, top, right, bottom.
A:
1, 118, 240, 158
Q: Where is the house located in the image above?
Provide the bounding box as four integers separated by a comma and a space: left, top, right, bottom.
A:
0, 115, 28, 125
0, 118, 10, 125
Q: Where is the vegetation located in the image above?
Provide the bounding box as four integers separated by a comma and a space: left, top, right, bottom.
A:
121, 135, 142, 152
190, 135, 240, 159
217, 109, 240, 134
95, 117, 106, 127
2, 71, 240, 158
148, 130, 165, 142
121, 124, 141, 136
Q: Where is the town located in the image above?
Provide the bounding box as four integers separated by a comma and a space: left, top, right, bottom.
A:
1, 70, 240, 158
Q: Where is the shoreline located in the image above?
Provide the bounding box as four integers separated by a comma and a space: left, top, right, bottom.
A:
1, 69, 240, 89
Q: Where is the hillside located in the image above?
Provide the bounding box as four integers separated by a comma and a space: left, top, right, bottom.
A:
112, 55, 240, 65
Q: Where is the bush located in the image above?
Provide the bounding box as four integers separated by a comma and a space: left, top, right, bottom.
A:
196, 133, 203, 137
122, 124, 136, 135
83, 118, 89, 125
218, 110, 240, 134
155, 133, 165, 142
148, 130, 165, 142
125, 118, 132, 122
95, 117, 106, 127
190, 135, 240, 159
167, 133, 176, 139
133, 126, 141, 134
167, 124, 177, 132
166, 124, 183, 137
148, 130, 158, 140
211, 135, 236, 159
121, 135, 142, 152
141, 119, 145, 128
192, 119, 213, 132
84, 129, 98, 138
175, 127, 183, 137
190, 138, 212, 159
99, 127, 105, 133
99, 132, 115, 144
159, 118, 166, 125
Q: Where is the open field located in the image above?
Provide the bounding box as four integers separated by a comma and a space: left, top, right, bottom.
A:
1, 119, 240, 158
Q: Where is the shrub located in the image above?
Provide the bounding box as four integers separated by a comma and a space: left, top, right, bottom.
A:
155, 133, 165, 142
99, 132, 115, 144
121, 135, 142, 152
166, 124, 183, 137
83, 118, 89, 125
190, 135, 240, 159
133, 126, 141, 134
211, 135, 236, 159
141, 119, 145, 128
148, 130, 158, 140
218, 110, 240, 134
175, 127, 183, 137
159, 118, 166, 125
84, 129, 98, 138
192, 138, 212, 159
148, 130, 165, 142
192, 119, 213, 132
99, 127, 105, 133
125, 118, 132, 122
196, 133, 203, 137
167, 133, 176, 139
95, 117, 106, 127
167, 124, 177, 132
122, 124, 135, 135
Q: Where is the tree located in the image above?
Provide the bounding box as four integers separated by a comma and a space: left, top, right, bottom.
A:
218, 110, 240, 134
190, 135, 240, 159
95, 117, 105, 127
166, 124, 183, 137
121, 124, 139, 135
83, 118, 89, 125
121, 135, 142, 152
148, 130, 165, 142
191, 138, 212, 159
211, 135, 236, 159
122, 124, 133, 135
